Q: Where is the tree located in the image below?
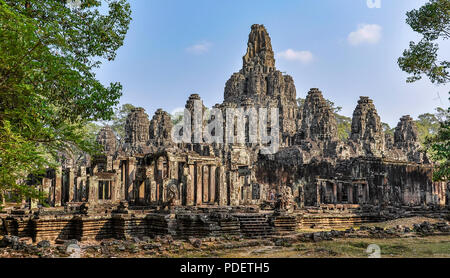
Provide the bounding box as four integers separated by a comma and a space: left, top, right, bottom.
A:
107, 103, 135, 140
0, 0, 132, 204
424, 115, 449, 181
398, 0, 450, 84
382, 123, 394, 137
419, 102, 450, 181
415, 112, 441, 143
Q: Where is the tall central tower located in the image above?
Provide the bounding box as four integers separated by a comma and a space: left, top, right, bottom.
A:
223, 24, 299, 146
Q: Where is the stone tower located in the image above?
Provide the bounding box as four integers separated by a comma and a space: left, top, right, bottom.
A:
223, 24, 298, 146
149, 109, 174, 147
350, 97, 385, 157
242, 24, 276, 72
393, 115, 424, 163
124, 107, 150, 148
298, 88, 338, 142
96, 126, 117, 156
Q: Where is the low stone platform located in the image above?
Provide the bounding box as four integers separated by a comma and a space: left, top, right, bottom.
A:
2, 205, 449, 242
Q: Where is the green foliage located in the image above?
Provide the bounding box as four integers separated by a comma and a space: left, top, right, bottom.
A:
424, 118, 450, 181
171, 111, 184, 126
398, 0, 450, 84
0, 0, 131, 202
382, 123, 394, 137
107, 103, 135, 139
336, 114, 351, 141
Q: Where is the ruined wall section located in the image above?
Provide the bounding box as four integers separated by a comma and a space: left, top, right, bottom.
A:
256, 156, 446, 208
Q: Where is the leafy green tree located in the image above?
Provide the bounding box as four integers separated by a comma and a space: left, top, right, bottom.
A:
171, 111, 184, 126
0, 0, 132, 204
382, 123, 394, 137
420, 103, 450, 181
398, 0, 450, 84
107, 103, 135, 140
424, 116, 449, 181
415, 112, 441, 143
336, 114, 352, 141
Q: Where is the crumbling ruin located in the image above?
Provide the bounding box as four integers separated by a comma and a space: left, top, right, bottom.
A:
1, 24, 448, 242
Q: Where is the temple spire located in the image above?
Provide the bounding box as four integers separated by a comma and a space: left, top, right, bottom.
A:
242, 24, 275, 72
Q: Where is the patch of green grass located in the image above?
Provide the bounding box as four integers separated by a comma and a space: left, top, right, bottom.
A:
348, 241, 368, 249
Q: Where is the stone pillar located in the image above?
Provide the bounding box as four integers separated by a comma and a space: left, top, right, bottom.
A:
230, 172, 240, 206
170, 161, 178, 180
187, 165, 195, 206
315, 180, 320, 206
348, 185, 354, 204
209, 165, 216, 204
202, 165, 209, 203
218, 166, 226, 206
54, 167, 62, 207
69, 169, 75, 202
332, 183, 337, 204
195, 163, 202, 205
138, 180, 145, 204
42, 178, 52, 205
88, 176, 98, 204
127, 157, 136, 202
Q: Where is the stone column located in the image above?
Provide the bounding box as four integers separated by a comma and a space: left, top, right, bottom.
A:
187, 164, 195, 206
315, 180, 321, 206
348, 185, 354, 204
218, 166, 226, 206
127, 157, 136, 202
170, 161, 178, 180
202, 165, 209, 203
209, 165, 216, 204
138, 180, 145, 204
54, 167, 62, 207
150, 178, 157, 203
230, 172, 239, 206
88, 176, 98, 204
332, 183, 337, 204
195, 163, 202, 205
69, 169, 75, 202
42, 178, 52, 206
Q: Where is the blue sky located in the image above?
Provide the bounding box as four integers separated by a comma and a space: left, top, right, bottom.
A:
96, 0, 449, 127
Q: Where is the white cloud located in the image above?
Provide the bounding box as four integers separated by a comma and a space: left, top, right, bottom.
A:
348, 24, 382, 46
186, 41, 212, 54
277, 49, 314, 64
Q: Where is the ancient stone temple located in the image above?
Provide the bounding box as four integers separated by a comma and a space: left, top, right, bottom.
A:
2, 24, 447, 242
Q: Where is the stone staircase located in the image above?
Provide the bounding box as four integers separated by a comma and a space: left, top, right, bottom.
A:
235, 214, 274, 238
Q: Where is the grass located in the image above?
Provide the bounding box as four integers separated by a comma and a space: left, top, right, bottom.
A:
185, 236, 450, 258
